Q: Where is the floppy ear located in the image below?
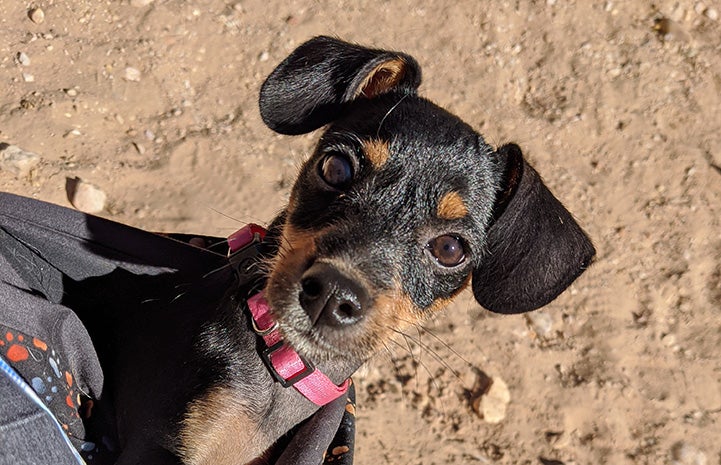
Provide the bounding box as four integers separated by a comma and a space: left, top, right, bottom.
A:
472, 143, 596, 314
259, 36, 421, 135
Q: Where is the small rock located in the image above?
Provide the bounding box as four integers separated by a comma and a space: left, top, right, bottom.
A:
28, 7, 45, 24
16, 52, 31, 66
469, 369, 511, 424
258, 51, 269, 62
706, 8, 718, 20
65, 88, 78, 97
671, 441, 707, 465
22, 73, 35, 83
130, 0, 154, 6
132, 142, 146, 155
0, 144, 41, 178
527, 311, 554, 338
66, 177, 107, 213
123, 67, 141, 82
694, 2, 706, 15
478, 377, 510, 424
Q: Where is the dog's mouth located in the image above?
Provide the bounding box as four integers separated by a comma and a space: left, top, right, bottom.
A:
264, 260, 372, 364
263, 223, 439, 368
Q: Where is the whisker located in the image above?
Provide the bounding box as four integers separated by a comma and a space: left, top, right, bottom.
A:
415, 322, 474, 369
376, 94, 408, 138
386, 334, 448, 416
389, 327, 463, 381
202, 261, 234, 279
380, 339, 409, 404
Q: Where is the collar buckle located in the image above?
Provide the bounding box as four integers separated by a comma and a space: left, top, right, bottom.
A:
227, 224, 267, 282
260, 342, 317, 388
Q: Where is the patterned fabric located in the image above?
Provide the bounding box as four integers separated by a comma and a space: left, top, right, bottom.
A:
0, 324, 85, 441
323, 382, 356, 464
0, 324, 116, 464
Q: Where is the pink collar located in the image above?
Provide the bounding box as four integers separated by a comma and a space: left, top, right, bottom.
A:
228, 225, 350, 407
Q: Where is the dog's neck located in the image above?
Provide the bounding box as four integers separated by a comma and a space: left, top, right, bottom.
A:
177, 289, 354, 465
176, 226, 357, 465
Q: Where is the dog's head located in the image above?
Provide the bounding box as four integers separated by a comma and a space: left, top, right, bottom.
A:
258, 36, 595, 370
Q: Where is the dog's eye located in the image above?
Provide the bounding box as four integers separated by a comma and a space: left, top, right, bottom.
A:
320, 153, 353, 188
427, 235, 465, 267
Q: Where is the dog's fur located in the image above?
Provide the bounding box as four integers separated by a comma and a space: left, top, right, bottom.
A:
79, 36, 594, 465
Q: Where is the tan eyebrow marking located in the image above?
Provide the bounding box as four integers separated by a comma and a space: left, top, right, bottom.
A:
362, 139, 390, 169
437, 191, 468, 220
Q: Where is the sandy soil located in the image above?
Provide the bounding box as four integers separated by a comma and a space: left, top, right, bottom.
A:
2, 1, 720, 464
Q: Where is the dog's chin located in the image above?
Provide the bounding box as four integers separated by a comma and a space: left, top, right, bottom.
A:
264, 286, 367, 365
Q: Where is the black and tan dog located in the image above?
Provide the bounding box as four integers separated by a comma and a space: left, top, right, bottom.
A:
176, 36, 593, 464
0, 36, 594, 465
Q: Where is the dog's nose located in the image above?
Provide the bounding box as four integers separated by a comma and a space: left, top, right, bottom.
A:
299, 262, 369, 327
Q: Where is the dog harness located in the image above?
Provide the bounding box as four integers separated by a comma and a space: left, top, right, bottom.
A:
227, 225, 350, 406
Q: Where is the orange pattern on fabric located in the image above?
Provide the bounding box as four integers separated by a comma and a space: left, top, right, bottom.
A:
33, 337, 48, 351
7, 344, 29, 362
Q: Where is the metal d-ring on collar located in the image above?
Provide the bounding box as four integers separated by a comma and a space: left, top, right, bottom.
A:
250, 315, 278, 336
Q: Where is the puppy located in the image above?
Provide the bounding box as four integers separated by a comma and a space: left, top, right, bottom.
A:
176, 36, 593, 464
0, 36, 595, 465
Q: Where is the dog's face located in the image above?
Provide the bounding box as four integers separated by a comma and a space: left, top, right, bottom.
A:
260, 37, 595, 368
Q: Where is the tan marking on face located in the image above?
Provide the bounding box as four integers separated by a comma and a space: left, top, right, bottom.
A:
179, 387, 269, 465
437, 191, 469, 220
265, 223, 317, 307
356, 58, 407, 98
368, 276, 471, 350
362, 139, 390, 169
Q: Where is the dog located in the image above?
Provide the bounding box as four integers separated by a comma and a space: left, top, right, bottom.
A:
0, 36, 594, 465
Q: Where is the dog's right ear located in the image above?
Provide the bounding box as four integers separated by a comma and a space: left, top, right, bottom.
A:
259, 36, 421, 135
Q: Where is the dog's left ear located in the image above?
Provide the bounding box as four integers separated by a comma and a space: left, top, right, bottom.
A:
472, 143, 596, 314
259, 36, 421, 135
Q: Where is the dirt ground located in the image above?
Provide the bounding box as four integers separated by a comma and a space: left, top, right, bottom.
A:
1, 1, 720, 464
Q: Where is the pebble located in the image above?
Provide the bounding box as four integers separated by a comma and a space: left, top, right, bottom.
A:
123, 67, 141, 82
477, 377, 510, 423
470, 369, 511, 424
65, 88, 78, 97
0, 144, 41, 178
66, 177, 107, 213
527, 311, 554, 338
16, 52, 31, 66
28, 7, 45, 24
671, 442, 707, 465
133, 142, 146, 155
706, 8, 718, 21
22, 73, 35, 82
258, 51, 269, 62
130, 0, 154, 6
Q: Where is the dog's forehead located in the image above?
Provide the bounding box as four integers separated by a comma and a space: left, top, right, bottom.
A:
335, 95, 489, 159
329, 96, 499, 190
